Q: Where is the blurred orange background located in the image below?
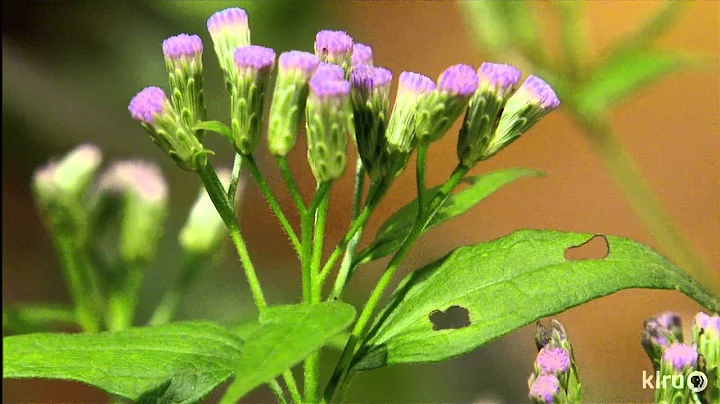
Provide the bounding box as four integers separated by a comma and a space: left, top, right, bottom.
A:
2, 1, 718, 402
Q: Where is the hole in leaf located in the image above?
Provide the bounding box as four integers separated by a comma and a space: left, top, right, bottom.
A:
429, 305, 471, 331
565, 235, 609, 260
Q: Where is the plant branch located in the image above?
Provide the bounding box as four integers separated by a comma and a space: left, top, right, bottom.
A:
277, 156, 306, 214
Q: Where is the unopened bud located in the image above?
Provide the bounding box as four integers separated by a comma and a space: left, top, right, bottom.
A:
163, 33, 206, 138
180, 168, 234, 255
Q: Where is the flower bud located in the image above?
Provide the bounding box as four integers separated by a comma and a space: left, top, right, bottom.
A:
350, 65, 393, 182
528, 374, 564, 404
352, 43, 373, 68
641, 311, 684, 371
207, 7, 251, 86
180, 168, 234, 255
128, 86, 210, 171
415, 64, 479, 142
32, 144, 103, 211
267, 51, 321, 157
229, 45, 276, 155
97, 161, 168, 264
306, 72, 353, 182
456, 63, 521, 167
384, 71, 435, 179
533, 320, 582, 402
656, 343, 699, 403
693, 312, 720, 381
315, 30, 354, 77
163, 34, 206, 138
489, 75, 560, 158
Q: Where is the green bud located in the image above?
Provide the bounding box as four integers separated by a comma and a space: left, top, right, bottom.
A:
180, 168, 234, 255
163, 34, 206, 139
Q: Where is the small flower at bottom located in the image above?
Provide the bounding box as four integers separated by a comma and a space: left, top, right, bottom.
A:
267, 51, 321, 157
128, 86, 210, 171
655, 342, 700, 403
528, 374, 563, 404
315, 30, 354, 76
532, 320, 582, 402
415, 63, 479, 143
96, 160, 168, 264
207, 7, 251, 84
162, 33, 206, 137
306, 72, 353, 182
384, 71, 435, 179
641, 311, 684, 370
229, 45, 276, 155
489, 74, 560, 158
693, 311, 719, 395
350, 65, 393, 182
180, 168, 234, 255
456, 62, 521, 167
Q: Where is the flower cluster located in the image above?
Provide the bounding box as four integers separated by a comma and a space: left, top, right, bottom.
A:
128, 6, 559, 185
642, 311, 719, 403
528, 320, 582, 403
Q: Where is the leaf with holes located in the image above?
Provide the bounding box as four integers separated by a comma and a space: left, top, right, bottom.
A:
221, 302, 356, 403
3, 321, 243, 403
352, 230, 720, 370
355, 169, 544, 266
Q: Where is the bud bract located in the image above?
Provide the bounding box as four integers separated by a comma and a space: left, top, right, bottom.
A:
489, 74, 560, 158
350, 65, 392, 182
180, 168, 234, 255
315, 30, 354, 77
207, 7, 251, 86
351, 43, 373, 68
693, 311, 720, 400
305, 72, 353, 182
457, 62, 521, 167
32, 144, 103, 211
415, 64, 478, 142
267, 51, 321, 156
163, 34, 206, 138
129, 86, 210, 171
384, 71, 435, 179
229, 45, 276, 155
97, 161, 168, 264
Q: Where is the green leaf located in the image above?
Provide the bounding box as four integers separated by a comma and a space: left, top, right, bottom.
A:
355, 169, 544, 265
194, 120, 232, 141
221, 302, 356, 403
576, 51, 705, 116
3, 321, 243, 403
353, 230, 720, 370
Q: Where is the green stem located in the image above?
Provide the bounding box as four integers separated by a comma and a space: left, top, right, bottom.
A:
269, 380, 289, 404
312, 189, 331, 301
278, 156, 306, 214
106, 262, 143, 332
148, 253, 205, 325
579, 117, 713, 288
318, 180, 384, 287
54, 232, 100, 333
303, 181, 332, 404
327, 160, 367, 300
283, 369, 303, 404
244, 154, 302, 255
198, 163, 298, 399
3, 304, 78, 334
228, 153, 243, 203
323, 164, 468, 403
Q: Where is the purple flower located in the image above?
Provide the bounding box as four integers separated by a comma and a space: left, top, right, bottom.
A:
478, 62, 521, 90
662, 343, 698, 371
315, 30, 354, 61
162, 34, 203, 61
309, 76, 351, 100
234, 45, 276, 72
536, 347, 571, 375
279, 51, 321, 78
352, 43, 373, 67
207, 7, 248, 34
656, 311, 682, 330
129, 87, 170, 124
518, 75, 561, 110
529, 374, 560, 403
314, 62, 345, 81
398, 71, 436, 94
99, 160, 167, 203
350, 65, 392, 91
437, 64, 479, 97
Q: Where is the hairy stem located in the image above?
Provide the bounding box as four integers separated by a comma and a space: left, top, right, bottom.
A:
148, 253, 205, 325
228, 153, 243, 203
278, 156, 307, 214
